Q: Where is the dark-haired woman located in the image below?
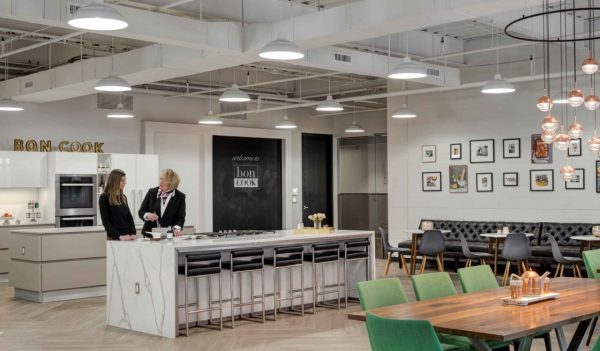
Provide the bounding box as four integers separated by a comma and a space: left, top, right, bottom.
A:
99, 169, 137, 241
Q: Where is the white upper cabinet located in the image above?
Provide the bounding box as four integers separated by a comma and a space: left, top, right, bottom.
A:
0, 151, 48, 188
53, 153, 97, 175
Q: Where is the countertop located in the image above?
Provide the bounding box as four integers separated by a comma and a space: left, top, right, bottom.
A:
11, 224, 145, 235
0, 221, 56, 228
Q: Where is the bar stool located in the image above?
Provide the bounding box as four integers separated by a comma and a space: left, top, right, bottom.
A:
222, 248, 265, 328
264, 246, 305, 320
341, 239, 370, 308
303, 242, 341, 313
178, 252, 223, 336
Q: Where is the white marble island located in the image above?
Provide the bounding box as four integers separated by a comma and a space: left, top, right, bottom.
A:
107, 229, 375, 338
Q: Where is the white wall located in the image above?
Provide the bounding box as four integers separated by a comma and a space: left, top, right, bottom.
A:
387, 78, 600, 244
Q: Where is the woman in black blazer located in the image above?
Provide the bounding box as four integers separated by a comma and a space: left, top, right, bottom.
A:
99, 169, 137, 241
138, 169, 186, 236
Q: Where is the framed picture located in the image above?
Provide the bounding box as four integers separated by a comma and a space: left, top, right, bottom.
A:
470, 139, 495, 163
531, 134, 553, 164
565, 168, 585, 190
422, 145, 436, 163
449, 165, 468, 193
530, 169, 554, 191
476, 173, 493, 192
568, 138, 582, 157
422, 172, 442, 192
503, 172, 519, 187
597, 161, 600, 193
450, 143, 462, 160
503, 138, 521, 159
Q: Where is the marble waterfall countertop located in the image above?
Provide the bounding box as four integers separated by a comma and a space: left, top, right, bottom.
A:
12, 225, 148, 235
0, 221, 56, 227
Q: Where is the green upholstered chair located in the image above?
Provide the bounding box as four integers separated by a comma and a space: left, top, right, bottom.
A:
411, 272, 457, 301
356, 278, 408, 311
583, 249, 600, 279
593, 336, 600, 351
365, 313, 456, 351
457, 265, 499, 293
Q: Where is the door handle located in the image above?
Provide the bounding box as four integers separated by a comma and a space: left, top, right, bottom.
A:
21, 247, 25, 255
135, 282, 140, 295
303, 205, 309, 210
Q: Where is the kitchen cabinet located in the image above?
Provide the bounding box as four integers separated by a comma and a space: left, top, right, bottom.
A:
110, 154, 159, 224
0, 151, 48, 187
53, 152, 97, 174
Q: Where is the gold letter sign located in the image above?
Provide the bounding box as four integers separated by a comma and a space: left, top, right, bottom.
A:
12, 139, 104, 153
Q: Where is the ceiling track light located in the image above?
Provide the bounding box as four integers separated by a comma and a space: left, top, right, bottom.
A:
68, 0, 128, 31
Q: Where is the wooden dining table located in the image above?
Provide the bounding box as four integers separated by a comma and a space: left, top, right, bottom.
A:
348, 277, 600, 351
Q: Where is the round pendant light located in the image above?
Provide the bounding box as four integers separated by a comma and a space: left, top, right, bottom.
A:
560, 165, 576, 181
582, 57, 599, 75
345, 121, 365, 133
391, 104, 417, 118
541, 130, 556, 144
481, 73, 515, 94
198, 110, 223, 125
588, 136, 600, 151
219, 84, 250, 103
94, 74, 131, 92
568, 122, 584, 139
275, 115, 297, 129
259, 38, 304, 60
316, 95, 344, 112
585, 94, 600, 110
553, 133, 571, 151
541, 115, 558, 132
536, 95, 553, 112
106, 103, 133, 118
68, 0, 128, 31
388, 57, 427, 80
0, 97, 23, 112
567, 89, 584, 107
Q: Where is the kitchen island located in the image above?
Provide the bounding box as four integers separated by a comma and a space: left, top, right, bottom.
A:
107, 229, 375, 338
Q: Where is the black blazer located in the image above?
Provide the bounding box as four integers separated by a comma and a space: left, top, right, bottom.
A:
138, 187, 186, 234
99, 193, 136, 240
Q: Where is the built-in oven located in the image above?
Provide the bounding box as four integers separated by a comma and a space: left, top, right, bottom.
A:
55, 174, 97, 227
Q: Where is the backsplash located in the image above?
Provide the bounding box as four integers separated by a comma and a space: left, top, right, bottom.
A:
0, 189, 41, 222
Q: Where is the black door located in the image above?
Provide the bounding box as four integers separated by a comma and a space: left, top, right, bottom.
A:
302, 133, 333, 227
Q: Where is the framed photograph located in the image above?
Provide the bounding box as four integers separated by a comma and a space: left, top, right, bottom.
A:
476, 173, 493, 192
503, 172, 519, 187
597, 161, 600, 193
565, 168, 585, 190
470, 139, 495, 163
422, 145, 436, 163
531, 134, 553, 164
568, 138, 582, 157
449, 165, 468, 193
503, 138, 521, 159
422, 172, 442, 192
450, 143, 462, 160
530, 169, 554, 191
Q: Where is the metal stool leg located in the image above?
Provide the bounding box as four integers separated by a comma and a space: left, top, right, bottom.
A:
230, 270, 235, 329
184, 274, 189, 336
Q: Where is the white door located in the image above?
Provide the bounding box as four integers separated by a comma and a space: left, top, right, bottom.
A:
110, 154, 138, 220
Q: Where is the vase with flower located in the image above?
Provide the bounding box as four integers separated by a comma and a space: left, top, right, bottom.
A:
308, 213, 326, 229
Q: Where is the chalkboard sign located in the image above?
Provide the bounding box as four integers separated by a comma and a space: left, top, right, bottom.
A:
212, 136, 283, 231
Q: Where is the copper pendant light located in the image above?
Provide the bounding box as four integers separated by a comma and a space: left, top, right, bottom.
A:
560, 164, 576, 181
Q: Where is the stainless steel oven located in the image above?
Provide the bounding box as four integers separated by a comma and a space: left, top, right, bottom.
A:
55, 174, 97, 227
57, 215, 97, 227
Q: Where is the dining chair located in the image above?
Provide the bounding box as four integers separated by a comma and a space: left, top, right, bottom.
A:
457, 265, 498, 293
593, 335, 600, 351
378, 226, 409, 276
356, 278, 408, 311
418, 230, 446, 274
500, 233, 531, 286
583, 249, 600, 346
459, 233, 493, 267
545, 234, 582, 277
365, 313, 454, 351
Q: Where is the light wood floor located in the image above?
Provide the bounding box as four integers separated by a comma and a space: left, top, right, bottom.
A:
0, 260, 597, 351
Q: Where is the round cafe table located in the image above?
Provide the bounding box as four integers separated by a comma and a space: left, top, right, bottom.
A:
402, 229, 452, 276
570, 235, 600, 255
480, 233, 535, 276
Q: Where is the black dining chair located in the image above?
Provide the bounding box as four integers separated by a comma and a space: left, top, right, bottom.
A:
501, 233, 531, 286
459, 233, 493, 267
545, 234, 583, 278
379, 226, 409, 276
418, 230, 445, 274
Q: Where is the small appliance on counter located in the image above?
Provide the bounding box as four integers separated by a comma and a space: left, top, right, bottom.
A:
55, 174, 97, 227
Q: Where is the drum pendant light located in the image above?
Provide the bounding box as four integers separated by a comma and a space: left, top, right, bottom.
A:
392, 81, 417, 118
259, 2, 303, 60
199, 73, 223, 125
95, 37, 130, 92
388, 32, 427, 80
107, 103, 134, 118
275, 115, 297, 129
68, 0, 128, 31
0, 57, 23, 112
316, 77, 343, 112
481, 25, 515, 94
345, 102, 365, 133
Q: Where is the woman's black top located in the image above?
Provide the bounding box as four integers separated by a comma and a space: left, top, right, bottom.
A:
138, 187, 186, 234
99, 192, 136, 240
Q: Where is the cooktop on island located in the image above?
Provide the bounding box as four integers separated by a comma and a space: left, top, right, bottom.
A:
193, 230, 278, 239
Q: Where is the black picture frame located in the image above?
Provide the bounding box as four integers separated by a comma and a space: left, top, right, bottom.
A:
597, 161, 600, 193
568, 138, 582, 157
476, 172, 493, 192
503, 172, 519, 187
470, 139, 495, 163
422, 145, 436, 163
530, 169, 554, 191
422, 172, 442, 192
502, 138, 521, 159
450, 143, 462, 160
565, 168, 585, 190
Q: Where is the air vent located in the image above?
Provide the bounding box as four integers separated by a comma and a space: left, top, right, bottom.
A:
219, 102, 247, 120
334, 52, 352, 64
67, 2, 85, 18
97, 93, 133, 110
23, 79, 34, 90
426, 67, 440, 77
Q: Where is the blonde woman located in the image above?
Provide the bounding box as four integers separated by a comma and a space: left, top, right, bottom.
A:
99, 169, 137, 241
138, 169, 186, 237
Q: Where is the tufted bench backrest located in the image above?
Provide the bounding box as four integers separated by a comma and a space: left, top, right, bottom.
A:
419, 219, 541, 244
540, 222, 597, 246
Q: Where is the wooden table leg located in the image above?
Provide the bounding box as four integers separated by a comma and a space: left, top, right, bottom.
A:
581, 242, 585, 256
493, 238, 499, 276
410, 233, 417, 276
